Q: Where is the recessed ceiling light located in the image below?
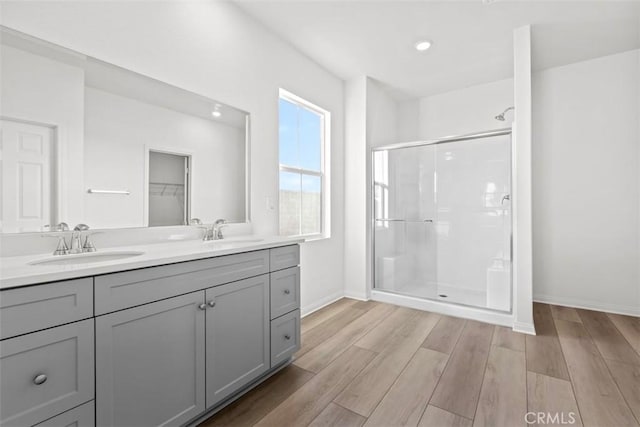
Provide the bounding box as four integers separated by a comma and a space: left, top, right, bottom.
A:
212, 109, 222, 118
414, 40, 432, 52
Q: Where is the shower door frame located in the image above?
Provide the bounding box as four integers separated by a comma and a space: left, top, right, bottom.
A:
370, 128, 514, 315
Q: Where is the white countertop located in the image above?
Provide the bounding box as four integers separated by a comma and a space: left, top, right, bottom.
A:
0, 236, 303, 289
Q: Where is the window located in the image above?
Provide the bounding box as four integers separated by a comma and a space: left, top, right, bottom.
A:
278, 89, 330, 237
373, 150, 389, 229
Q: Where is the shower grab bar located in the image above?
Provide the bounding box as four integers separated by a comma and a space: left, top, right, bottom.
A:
375, 218, 433, 223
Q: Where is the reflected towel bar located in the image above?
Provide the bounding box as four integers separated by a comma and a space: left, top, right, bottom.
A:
87, 189, 131, 195
375, 219, 433, 223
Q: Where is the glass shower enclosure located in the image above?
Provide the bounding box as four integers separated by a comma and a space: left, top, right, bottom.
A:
372, 130, 512, 312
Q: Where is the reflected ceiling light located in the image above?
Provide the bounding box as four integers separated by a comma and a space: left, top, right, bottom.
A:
212, 105, 222, 118
414, 40, 432, 52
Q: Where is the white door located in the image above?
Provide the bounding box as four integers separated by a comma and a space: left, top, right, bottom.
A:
0, 119, 54, 233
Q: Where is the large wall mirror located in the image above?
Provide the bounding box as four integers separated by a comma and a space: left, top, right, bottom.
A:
0, 27, 250, 233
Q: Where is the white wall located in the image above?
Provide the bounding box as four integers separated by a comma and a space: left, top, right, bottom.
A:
343, 77, 399, 300
1, 1, 346, 315
418, 78, 514, 139
344, 76, 368, 300
532, 49, 640, 315
0, 45, 85, 227
84, 88, 245, 228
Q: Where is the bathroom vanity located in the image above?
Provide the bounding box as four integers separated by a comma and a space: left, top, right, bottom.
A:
0, 239, 301, 426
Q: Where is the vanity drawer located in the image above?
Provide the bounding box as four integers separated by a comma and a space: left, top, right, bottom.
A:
270, 245, 299, 271
270, 309, 300, 367
94, 249, 270, 315
0, 278, 93, 340
35, 400, 95, 427
0, 319, 95, 427
270, 267, 300, 319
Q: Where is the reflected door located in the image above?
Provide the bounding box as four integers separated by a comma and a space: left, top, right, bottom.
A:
0, 119, 54, 233
148, 151, 189, 226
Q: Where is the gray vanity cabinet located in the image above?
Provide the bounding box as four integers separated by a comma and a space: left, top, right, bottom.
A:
95, 291, 206, 427
1, 244, 300, 426
205, 274, 270, 408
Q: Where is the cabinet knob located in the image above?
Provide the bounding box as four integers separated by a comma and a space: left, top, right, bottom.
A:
33, 374, 47, 385
284, 289, 291, 295
284, 334, 291, 340
198, 303, 207, 310
207, 300, 216, 308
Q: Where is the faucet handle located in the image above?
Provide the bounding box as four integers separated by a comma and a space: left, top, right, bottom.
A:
42, 234, 69, 255
82, 232, 102, 253
189, 218, 202, 225
74, 223, 90, 232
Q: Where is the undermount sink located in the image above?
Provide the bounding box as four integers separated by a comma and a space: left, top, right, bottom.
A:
29, 251, 145, 266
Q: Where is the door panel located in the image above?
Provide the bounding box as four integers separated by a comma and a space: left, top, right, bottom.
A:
205, 274, 270, 408
96, 292, 205, 427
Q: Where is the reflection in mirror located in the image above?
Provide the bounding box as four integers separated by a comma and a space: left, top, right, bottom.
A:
148, 151, 189, 227
0, 26, 249, 233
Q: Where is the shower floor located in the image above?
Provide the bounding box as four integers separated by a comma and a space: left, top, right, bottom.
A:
381, 280, 488, 309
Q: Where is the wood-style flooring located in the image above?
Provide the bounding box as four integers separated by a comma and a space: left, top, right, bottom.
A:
200, 299, 640, 427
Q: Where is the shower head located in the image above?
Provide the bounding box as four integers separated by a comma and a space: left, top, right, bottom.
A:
495, 106, 515, 121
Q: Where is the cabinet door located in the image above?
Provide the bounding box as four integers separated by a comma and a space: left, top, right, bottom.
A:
96, 292, 205, 427
205, 274, 270, 408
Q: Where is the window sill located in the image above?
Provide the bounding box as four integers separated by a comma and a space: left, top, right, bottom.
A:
303, 234, 330, 243
282, 233, 330, 243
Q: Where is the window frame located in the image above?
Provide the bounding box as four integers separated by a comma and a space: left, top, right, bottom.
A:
278, 88, 331, 239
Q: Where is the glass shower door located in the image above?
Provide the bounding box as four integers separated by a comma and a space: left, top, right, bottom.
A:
373, 132, 512, 312
373, 144, 437, 299
434, 135, 511, 310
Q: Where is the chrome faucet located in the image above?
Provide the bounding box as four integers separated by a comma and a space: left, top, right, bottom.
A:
191, 218, 215, 241
213, 219, 228, 240
201, 225, 215, 241
69, 224, 90, 254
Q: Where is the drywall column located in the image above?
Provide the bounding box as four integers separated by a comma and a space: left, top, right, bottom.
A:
512, 25, 535, 334
344, 76, 369, 300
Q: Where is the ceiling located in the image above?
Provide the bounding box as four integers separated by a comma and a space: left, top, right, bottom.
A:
234, 0, 640, 99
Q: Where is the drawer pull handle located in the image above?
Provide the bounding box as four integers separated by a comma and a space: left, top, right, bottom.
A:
284, 289, 291, 295
198, 303, 207, 311
207, 300, 216, 308
33, 374, 47, 385
284, 334, 291, 340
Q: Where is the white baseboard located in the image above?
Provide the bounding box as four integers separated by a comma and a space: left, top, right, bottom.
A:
343, 291, 369, 301
301, 291, 345, 317
513, 321, 536, 335
534, 294, 640, 317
